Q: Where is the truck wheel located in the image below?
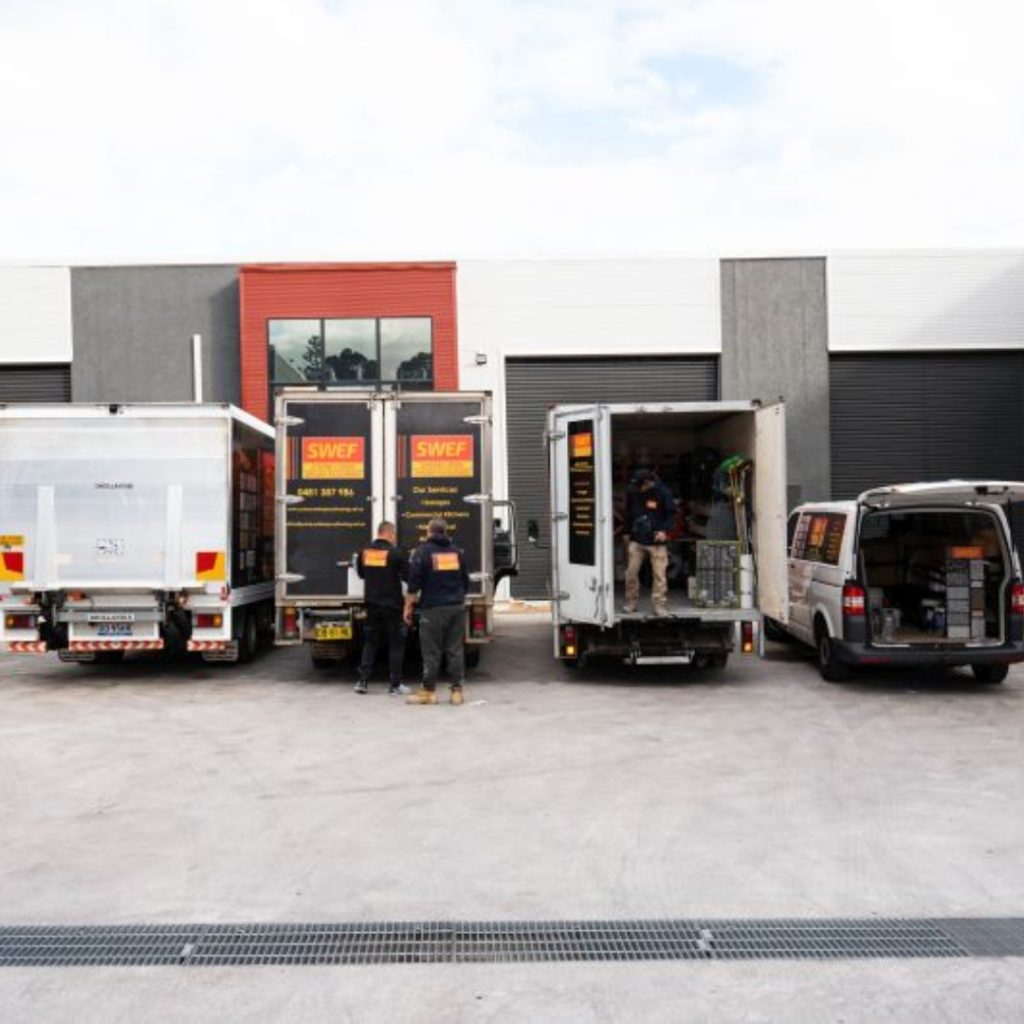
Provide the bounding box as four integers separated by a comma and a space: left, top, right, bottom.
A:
816, 622, 851, 683
464, 645, 481, 669
972, 663, 1009, 684
238, 612, 259, 664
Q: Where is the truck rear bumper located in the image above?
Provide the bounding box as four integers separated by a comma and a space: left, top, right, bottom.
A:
832, 639, 1024, 668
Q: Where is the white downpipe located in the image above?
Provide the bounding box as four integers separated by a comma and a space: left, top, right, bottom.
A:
192, 334, 203, 403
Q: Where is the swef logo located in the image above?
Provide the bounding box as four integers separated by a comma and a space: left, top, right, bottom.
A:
301, 437, 366, 480
410, 435, 474, 478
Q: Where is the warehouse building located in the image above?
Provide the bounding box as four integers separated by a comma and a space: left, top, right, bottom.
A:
1, 252, 1023, 597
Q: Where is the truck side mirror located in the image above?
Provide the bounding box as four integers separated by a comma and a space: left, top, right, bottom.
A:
527, 519, 539, 546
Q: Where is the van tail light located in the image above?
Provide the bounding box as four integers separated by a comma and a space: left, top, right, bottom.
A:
1012, 582, 1024, 615
195, 613, 223, 629
4, 613, 34, 630
470, 603, 487, 638
283, 606, 298, 639
741, 621, 754, 654
843, 583, 866, 617
561, 624, 577, 658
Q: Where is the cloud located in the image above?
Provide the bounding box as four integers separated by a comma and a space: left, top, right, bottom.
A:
1, 0, 1023, 260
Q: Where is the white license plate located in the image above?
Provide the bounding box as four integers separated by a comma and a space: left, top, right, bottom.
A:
71, 621, 159, 642
97, 623, 134, 637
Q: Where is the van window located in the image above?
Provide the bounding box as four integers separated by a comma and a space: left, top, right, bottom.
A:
798, 512, 847, 569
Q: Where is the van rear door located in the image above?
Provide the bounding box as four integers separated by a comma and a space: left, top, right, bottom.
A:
549, 405, 612, 627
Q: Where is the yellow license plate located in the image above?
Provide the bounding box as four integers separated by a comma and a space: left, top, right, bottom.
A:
315, 624, 352, 641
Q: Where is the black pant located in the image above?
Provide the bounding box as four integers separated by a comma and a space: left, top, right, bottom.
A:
358, 606, 406, 686
419, 604, 466, 691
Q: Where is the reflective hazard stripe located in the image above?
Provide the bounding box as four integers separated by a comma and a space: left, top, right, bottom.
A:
5, 641, 47, 654
186, 640, 229, 651
69, 640, 165, 652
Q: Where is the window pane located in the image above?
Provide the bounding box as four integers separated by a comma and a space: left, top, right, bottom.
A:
269, 320, 323, 382
381, 318, 432, 382
324, 319, 377, 382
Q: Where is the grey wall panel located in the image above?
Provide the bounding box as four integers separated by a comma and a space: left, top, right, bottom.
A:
505, 356, 718, 598
0, 364, 71, 401
830, 353, 1024, 499
71, 265, 240, 406
720, 258, 830, 509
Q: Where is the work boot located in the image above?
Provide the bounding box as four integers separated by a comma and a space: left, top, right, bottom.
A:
653, 605, 670, 618
622, 604, 638, 614
406, 687, 438, 705
389, 683, 411, 696
353, 679, 369, 695
450, 685, 465, 707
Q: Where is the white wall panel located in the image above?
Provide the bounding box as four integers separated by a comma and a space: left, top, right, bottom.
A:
828, 251, 1024, 351
0, 267, 73, 363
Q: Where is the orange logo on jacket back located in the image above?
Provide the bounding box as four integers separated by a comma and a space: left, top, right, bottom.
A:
432, 552, 461, 571
363, 549, 388, 567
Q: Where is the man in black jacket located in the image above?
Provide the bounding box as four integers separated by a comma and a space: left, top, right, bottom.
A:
623, 470, 676, 616
403, 518, 470, 706
354, 521, 410, 695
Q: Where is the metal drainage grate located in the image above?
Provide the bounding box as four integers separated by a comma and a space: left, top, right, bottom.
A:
1, 918, 1022, 968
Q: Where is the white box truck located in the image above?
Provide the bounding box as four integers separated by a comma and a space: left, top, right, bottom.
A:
547, 400, 788, 667
0, 404, 275, 663
274, 389, 517, 668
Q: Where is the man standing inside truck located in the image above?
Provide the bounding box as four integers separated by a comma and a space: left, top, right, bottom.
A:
623, 470, 676, 617
354, 521, 411, 696
403, 518, 469, 706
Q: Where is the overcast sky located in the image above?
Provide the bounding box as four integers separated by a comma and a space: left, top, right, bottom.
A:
2, 0, 1023, 262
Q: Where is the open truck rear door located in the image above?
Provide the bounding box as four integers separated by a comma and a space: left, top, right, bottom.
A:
753, 401, 789, 624
549, 404, 612, 628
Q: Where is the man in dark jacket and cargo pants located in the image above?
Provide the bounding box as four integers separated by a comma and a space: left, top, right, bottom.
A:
404, 518, 469, 706
354, 521, 410, 695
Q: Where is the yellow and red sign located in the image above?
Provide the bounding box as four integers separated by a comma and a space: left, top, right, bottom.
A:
432, 552, 461, 572
196, 550, 226, 582
570, 432, 593, 459
0, 535, 25, 582
411, 435, 474, 478
362, 548, 388, 568
302, 436, 366, 480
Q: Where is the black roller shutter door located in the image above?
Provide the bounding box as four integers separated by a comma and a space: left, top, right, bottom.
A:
831, 352, 1024, 536
506, 356, 718, 598
0, 365, 72, 402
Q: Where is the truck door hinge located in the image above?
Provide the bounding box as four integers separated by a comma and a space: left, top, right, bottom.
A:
552, 512, 568, 521
275, 415, 305, 427
278, 495, 305, 506
464, 493, 490, 505
463, 414, 491, 425
546, 430, 566, 442
276, 572, 306, 583
553, 592, 571, 601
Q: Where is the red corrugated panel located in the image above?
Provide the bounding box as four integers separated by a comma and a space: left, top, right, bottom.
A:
239, 263, 459, 421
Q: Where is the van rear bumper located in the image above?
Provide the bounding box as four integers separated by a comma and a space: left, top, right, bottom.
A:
833, 639, 1024, 668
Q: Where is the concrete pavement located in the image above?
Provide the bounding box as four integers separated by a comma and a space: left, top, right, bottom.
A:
1, 611, 1022, 1020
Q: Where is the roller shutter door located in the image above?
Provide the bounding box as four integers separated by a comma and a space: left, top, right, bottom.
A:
830, 353, 1024, 537
505, 356, 718, 598
0, 364, 71, 402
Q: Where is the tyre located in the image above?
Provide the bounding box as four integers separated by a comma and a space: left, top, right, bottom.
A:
464, 644, 481, 669
816, 623, 852, 683
972, 663, 1009, 684
238, 612, 259, 664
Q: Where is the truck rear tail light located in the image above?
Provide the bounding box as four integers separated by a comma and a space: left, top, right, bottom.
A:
470, 604, 487, 638
741, 621, 754, 654
561, 624, 577, 657
843, 583, 866, 617
4, 613, 34, 630
1012, 582, 1024, 615
283, 606, 298, 639
195, 613, 223, 629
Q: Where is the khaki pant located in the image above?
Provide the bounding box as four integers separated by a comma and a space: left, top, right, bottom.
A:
624, 541, 668, 611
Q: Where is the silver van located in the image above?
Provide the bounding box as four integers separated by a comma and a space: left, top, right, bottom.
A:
774, 481, 1024, 683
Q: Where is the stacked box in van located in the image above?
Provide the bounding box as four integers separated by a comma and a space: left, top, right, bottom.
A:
945, 551, 985, 641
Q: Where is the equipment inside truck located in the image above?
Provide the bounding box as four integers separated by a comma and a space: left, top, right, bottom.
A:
610, 411, 758, 617
859, 509, 1009, 646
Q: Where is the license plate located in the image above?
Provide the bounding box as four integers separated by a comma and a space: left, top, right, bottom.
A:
87, 613, 136, 624
98, 623, 134, 637
315, 624, 352, 641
